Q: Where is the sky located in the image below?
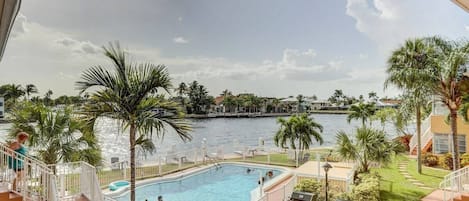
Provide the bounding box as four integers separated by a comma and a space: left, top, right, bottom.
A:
0, 0, 469, 99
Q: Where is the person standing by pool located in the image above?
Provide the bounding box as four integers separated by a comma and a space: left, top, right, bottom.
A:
158, 195, 163, 201
8, 132, 29, 191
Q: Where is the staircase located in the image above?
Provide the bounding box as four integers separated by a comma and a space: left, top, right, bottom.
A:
0, 142, 58, 201
0, 142, 104, 201
409, 116, 433, 155
0, 190, 22, 201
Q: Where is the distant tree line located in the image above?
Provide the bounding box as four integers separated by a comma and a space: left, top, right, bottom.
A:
0, 84, 87, 111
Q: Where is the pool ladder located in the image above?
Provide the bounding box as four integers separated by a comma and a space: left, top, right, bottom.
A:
205, 154, 222, 169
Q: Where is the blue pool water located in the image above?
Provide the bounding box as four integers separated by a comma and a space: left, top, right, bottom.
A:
113, 164, 284, 201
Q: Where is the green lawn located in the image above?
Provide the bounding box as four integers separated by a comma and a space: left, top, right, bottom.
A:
373, 155, 448, 201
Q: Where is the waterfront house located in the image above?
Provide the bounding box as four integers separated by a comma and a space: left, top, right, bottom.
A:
309, 100, 331, 110
280, 97, 298, 113
409, 100, 469, 155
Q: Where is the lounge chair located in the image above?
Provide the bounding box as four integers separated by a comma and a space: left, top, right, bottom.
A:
301, 153, 310, 163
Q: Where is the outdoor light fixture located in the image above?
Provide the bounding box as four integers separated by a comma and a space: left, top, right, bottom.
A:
0, 0, 21, 61
322, 162, 333, 201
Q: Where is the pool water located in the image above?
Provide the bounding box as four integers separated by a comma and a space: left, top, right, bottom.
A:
113, 164, 283, 201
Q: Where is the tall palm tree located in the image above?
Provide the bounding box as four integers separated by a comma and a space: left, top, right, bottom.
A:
274, 114, 323, 160
9, 102, 101, 165
385, 38, 438, 174
175, 82, 187, 97
336, 127, 394, 173
347, 102, 376, 127
430, 37, 469, 170
25, 84, 38, 100
76, 42, 192, 201
296, 94, 305, 113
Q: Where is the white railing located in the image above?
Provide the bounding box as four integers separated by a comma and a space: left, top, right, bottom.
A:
0, 142, 58, 201
258, 176, 297, 201
440, 166, 469, 201
48, 161, 104, 201
409, 115, 432, 154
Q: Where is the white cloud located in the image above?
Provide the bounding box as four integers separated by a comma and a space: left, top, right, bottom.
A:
465, 25, 469, 32
0, 14, 106, 97
346, 0, 467, 52
178, 17, 183, 22
173, 37, 189, 44
55, 37, 101, 54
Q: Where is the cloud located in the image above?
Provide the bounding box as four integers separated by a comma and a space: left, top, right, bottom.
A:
466, 26, 469, 32
164, 48, 350, 82
173, 37, 189, 44
10, 13, 28, 37
55, 37, 101, 54
178, 17, 183, 22
346, 0, 467, 52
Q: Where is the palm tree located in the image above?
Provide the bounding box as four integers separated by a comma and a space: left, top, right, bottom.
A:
175, 82, 187, 97
347, 102, 376, 127
223, 95, 235, 113
429, 37, 469, 170
76, 42, 192, 201
44, 89, 54, 106
174, 82, 187, 111
336, 127, 394, 173
0, 84, 25, 101
274, 114, 323, 160
385, 38, 438, 174
25, 84, 38, 100
296, 94, 305, 113
9, 102, 101, 165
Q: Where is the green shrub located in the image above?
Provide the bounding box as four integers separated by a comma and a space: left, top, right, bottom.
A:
350, 173, 380, 201
423, 153, 439, 167
461, 153, 469, 167
440, 153, 453, 170
294, 179, 322, 194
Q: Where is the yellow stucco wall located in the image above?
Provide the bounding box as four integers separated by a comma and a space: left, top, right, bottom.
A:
431, 115, 469, 152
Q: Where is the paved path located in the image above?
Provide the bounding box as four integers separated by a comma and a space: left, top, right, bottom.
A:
398, 160, 434, 190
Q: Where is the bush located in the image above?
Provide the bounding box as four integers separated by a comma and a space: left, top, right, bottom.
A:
461, 153, 469, 167
294, 179, 321, 200
350, 173, 380, 201
423, 153, 439, 167
394, 134, 412, 151
440, 153, 453, 170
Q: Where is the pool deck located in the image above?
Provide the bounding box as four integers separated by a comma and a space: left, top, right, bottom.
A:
294, 161, 354, 179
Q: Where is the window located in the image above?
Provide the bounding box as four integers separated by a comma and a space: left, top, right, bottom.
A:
433, 134, 466, 154
0, 101, 3, 107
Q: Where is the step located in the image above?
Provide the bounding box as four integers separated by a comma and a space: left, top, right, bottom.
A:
0, 191, 22, 201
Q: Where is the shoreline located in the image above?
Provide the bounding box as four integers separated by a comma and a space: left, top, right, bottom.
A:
0, 110, 351, 123
185, 110, 351, 119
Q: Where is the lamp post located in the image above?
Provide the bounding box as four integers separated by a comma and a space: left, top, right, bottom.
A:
322, 162, 332, 201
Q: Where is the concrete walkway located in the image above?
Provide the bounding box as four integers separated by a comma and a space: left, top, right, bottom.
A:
398, 160, 434, 190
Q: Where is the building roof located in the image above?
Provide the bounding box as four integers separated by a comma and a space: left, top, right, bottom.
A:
214, 96, 224, 105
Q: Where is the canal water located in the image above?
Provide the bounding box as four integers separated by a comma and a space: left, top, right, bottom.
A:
0, 114, 403, 164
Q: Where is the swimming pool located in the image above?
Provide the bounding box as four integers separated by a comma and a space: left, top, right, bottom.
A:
111, 163, 285, 201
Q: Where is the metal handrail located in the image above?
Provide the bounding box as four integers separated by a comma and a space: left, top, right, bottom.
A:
440, 166, 469, 201
0, 142, 58, 201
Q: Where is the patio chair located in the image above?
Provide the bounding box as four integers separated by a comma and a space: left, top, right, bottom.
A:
289, 191, 314, 201
301, 153, 310, 163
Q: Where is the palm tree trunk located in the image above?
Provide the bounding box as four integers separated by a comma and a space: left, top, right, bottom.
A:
416, 106, 422, 174
129, 124, 136, 201
451, 109, 460, 170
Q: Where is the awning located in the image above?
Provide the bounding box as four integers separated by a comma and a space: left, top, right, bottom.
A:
0, 0, 21, 61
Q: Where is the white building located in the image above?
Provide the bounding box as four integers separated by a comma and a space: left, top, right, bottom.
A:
0, 97, 4, 119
